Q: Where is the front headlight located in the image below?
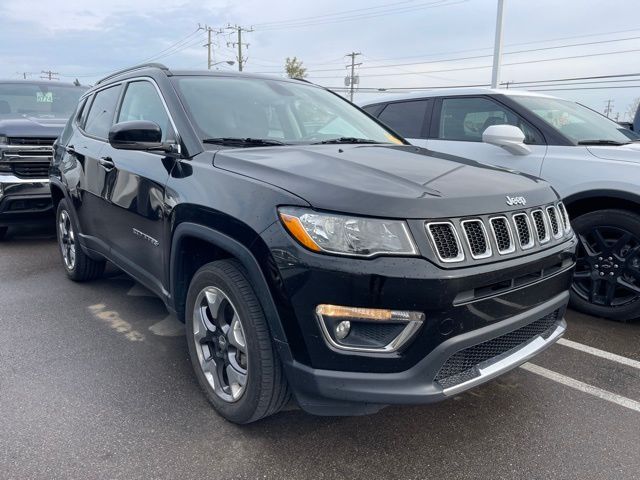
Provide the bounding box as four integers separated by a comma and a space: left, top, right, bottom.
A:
278, 207, 418, 257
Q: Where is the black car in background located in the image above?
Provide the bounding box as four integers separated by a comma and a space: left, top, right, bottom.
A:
50, 64, 575, 423
0, 80, 86, 239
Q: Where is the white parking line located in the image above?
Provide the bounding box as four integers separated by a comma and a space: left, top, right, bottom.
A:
557, 338, 640, 370
520, 363, 640, 413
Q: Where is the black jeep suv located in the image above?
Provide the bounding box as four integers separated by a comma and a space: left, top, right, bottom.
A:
51, 64, 576, 423
0, 80, 86, 239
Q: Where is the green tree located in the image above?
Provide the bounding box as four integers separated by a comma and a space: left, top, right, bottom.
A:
285, 57, 307, 79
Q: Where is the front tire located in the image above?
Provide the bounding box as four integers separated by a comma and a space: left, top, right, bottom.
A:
571, 209, 640, 321
185, 259, 290, 424
56, 200, 105, 281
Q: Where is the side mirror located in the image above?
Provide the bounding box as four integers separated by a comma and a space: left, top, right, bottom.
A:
109, 120, 172, 152
482, 124, 531, 156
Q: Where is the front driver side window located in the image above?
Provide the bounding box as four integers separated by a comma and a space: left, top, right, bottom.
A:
438, 97, 542, 144
118, 81, 173, 142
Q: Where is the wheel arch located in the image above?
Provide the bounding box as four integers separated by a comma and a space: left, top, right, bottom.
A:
563, 189, 640, 219
169, 222, 288, 345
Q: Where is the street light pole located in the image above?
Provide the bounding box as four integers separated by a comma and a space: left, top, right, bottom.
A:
491, 0, 505, 89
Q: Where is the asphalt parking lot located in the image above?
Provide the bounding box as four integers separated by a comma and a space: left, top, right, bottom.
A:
1, 225, 639, 480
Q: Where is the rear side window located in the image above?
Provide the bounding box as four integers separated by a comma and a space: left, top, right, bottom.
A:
377, 100, 428, 139
83, 85, 121, 139
118, 81, 173, 141
437, 97, 542, 144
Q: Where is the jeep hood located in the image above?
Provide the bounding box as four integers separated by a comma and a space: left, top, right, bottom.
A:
0, 116, 66, 138
213, 144, 557, 219
586, 143, 640, 163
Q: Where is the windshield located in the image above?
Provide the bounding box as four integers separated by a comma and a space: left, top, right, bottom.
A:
0, 83, 86, 119
172, 76, 402, 145
514, 95, 631, 145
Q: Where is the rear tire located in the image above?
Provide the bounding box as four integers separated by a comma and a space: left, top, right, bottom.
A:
570, 209, 640, 321
56, 200, 105, 281
185, 259, 290, 424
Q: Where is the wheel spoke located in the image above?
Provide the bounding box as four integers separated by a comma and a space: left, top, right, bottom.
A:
205, 290, 225, 321
604, 281, 617, 306
588, 279, 600, 303
612, 232, 632, 254
573, 270, 591, 279
592, 228, 608, 252
577, 234, 598, 257
617, 277, 640, 295
228, 313, 247, 352
226, 363, 247, 398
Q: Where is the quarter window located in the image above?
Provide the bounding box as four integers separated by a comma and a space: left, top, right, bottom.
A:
378, 100, 428, 139
83, 86, 121, 139
118, 81, 173, 141
437, 97, 542, 144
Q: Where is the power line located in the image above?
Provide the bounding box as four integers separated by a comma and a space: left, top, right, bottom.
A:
306, 47, 640, 79
252, 35, 640, 74
255, 0, 467, 31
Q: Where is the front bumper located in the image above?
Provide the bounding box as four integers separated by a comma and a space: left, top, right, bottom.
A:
284, 292, 567, 415
0, 174, 53, 226
259, 222, 576, 415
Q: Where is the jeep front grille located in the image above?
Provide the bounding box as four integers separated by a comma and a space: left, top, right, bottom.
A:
557, 202, 571, 233
531, 209, 550, 244
513, 213, 534, 250
546, 206, 562, 239
426, 222, 464, 262
461, 220, 491, 259
425, 203, 571, 265
489, 216, 515, 254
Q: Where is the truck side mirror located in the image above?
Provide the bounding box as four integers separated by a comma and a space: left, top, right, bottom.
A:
482, 125, 532, 156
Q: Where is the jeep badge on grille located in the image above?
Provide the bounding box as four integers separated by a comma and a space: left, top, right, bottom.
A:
506, 195, 527, 206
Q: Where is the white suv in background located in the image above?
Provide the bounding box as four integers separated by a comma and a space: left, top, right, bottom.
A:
361, 89, 640, 321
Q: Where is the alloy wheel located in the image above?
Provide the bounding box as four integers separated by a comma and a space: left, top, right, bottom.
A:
573, 225, 640, 307
58, 210, 76, 270
192, 286, 249, 402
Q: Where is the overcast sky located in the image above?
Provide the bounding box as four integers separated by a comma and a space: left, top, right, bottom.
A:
1, 0, 639, 120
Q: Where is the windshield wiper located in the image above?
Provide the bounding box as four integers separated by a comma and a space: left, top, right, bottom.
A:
577, 139, 631, 146
202, 137, 286, 147
311, 137, 384, 145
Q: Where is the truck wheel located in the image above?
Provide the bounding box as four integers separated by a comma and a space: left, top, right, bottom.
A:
185, 259, 290, 424
571, 209, 640, 321
56, 200, 105, 281
0, 227, 7, 240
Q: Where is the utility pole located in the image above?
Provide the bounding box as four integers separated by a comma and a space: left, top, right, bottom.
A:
604, 99, 614, 118
345, 52, 362, 102
491, 0, 505, 89
227, 25, 253, 71
40, 70, 59, 81
198, 24, 224, 70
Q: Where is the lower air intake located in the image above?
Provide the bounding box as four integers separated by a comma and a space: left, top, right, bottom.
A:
435, 310, 560, 389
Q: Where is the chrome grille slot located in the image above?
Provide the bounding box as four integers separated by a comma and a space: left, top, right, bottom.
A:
546, 206, 562, 239
513, 213, 534, 250
531, 209, 550, 244
489, 216, 515, 254
461, 219, 491, 259
11, 162, 51, 178
426, 222, 464, 263
7, 137, 55, 146
557, 202, 571, 233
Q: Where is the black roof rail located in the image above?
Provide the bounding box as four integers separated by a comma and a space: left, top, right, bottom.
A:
95, 63, 169, 86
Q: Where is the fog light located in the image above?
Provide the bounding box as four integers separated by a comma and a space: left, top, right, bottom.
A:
335, 320, 351, 340
315, 304, 425, 353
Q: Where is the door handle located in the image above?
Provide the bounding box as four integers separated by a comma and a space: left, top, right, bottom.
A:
98, 156, 115, 171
